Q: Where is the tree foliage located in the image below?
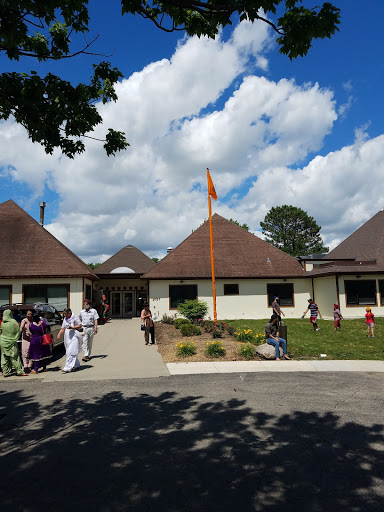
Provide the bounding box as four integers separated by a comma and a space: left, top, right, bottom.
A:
260, 205, 328, 256
87, 262, 101, 269
1, 1, 340, 157
229, 218, 250, 231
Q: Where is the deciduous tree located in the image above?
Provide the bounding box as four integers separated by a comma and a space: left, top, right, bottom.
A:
260, 205, 328, 256
1, 1, 340, 157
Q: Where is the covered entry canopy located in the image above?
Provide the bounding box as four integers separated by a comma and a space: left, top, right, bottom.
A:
95, 245, 156, 318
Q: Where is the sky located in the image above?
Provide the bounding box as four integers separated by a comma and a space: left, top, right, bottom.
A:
1, 1, 384, 263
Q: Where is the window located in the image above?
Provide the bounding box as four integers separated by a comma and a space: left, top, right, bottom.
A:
169, 285, 197, 309
224, 284, 239, 295
24, 284, 69, 310
380, 281, 384, 306
345, 280, 376, 306
85, 284, 92, 301
0, 286, 11, 305
267, 284, 294, 306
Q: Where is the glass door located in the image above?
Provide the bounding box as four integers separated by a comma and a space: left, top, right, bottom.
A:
123, 292, 133, 318
111, 292, 121, 317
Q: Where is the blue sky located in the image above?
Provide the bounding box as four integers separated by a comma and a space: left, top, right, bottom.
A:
1, 1, 384, 261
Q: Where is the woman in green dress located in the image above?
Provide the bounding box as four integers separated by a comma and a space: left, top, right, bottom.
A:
0, 309, 27, 377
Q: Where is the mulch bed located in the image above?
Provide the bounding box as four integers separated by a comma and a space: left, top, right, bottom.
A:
155, 322, 262, 363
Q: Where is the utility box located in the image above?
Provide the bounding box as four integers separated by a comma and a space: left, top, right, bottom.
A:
279, 322, 287, 344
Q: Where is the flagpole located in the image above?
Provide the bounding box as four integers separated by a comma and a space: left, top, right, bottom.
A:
207, 169, 217, 323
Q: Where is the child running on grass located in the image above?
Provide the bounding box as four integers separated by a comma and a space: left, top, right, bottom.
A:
365, 307, 376, 338
333, 304, 343, 331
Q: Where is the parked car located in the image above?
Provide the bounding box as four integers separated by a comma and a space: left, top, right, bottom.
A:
0, 302, 63, 348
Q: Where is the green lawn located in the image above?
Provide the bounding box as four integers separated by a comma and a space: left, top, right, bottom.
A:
225, 318, 384, 360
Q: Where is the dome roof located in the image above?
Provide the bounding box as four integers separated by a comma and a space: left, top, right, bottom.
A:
110, 266, 135, 274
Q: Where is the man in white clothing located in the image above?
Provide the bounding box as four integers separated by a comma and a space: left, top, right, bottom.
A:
79, 299, 99, 362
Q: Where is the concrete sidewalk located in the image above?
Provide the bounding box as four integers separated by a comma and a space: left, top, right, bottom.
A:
166, 359, 384, 375
1, 318, 170, 382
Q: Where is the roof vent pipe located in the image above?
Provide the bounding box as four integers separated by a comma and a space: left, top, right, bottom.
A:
39, 202, 46, 227
167, 247, 173, 253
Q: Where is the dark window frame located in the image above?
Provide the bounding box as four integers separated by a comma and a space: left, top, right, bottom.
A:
267, 283, 295, 307
380, 280, 384, 306
224, 283, 239, 296
169, 284, 198, 310
22, 283, 70, 311
345, 279, 377, 307
0, 285, 12, 305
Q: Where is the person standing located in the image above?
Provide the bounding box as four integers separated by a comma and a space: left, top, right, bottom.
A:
100, 295, 110, 324
333, 304, 343, 331
141, 303, 156, 346
79, 299, 99, 362
302, 298, 322, 331
365, 307, 375, 338
57, 308, 83, 373
0, 309, 27, 377
29, 313, 52, 374
265, 313, 290, 361
271, 296, 285, 327
20, 310, 33, 372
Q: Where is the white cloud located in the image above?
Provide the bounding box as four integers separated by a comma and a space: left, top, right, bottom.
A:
1, 20, 383, 263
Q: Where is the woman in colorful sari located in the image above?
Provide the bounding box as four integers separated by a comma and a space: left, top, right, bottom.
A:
0, 309, 27, 377
57, 308, 83, 373
20, 310, 33, 372
29, 313, 52, 374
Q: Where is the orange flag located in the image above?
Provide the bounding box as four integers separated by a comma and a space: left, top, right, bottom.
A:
207, 168, 217, 201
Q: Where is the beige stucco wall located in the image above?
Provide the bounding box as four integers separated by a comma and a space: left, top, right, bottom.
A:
313, 276, 338, 319
149, 278, 313, 320
337, 275, 384, 318
0, 277, 85, 313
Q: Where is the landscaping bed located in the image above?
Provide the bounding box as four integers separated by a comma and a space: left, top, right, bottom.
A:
155, 322, 263, 363
155, 317, 384, 362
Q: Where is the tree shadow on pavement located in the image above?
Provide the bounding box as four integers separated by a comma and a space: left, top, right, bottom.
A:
0, 388, 383, 511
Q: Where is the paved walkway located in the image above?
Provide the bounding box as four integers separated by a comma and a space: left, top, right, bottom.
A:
1, 319, 383, 382
1, 318, 170, 382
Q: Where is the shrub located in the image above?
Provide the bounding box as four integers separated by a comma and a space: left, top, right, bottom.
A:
239, 343, 256, 360
234, 329, 254, 342
161, 313, 174, 324
205, 341, 226, 358
200, 319, 215, 333
254, 332, 266, 345
226, 325, 235, 336
178, 299, 208, 322
180, 323, 202, 337
211, 328, 223, 339
176, 341, 197, 357
174, 318, 191, 329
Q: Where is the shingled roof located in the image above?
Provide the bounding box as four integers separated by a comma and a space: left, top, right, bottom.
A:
96, 245, 156, 276
0, 200, 98, 280
144, 214, 305, 279
306, 210, 384, 277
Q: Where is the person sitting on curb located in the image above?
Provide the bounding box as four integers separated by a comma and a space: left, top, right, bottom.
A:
265, 313, 290, 361
302, 298, 322, 331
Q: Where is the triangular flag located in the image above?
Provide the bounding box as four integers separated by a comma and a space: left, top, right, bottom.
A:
207, 168, 217, 201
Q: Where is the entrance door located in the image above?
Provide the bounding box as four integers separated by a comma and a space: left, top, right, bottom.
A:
111, 292, 121, 317
123, 292, 133, 318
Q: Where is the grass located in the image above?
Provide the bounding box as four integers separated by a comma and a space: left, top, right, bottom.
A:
225, 318, 384, 360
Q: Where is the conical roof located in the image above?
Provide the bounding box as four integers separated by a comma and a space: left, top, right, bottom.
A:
96, 245, 156, 275
144, 214, 305, 279
0, 200, 98, 279
328, 210, 384, 263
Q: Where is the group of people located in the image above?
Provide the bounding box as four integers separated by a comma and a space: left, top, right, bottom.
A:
266, 296, 378, 360
0, 299, 99, 377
